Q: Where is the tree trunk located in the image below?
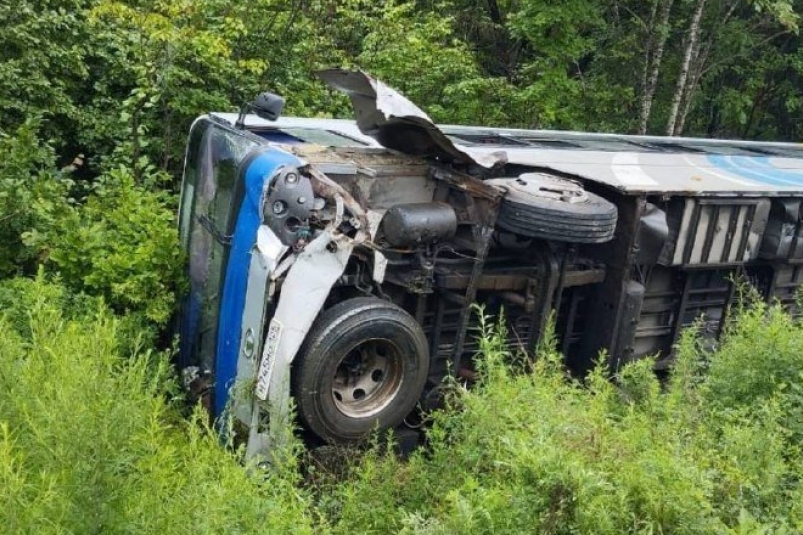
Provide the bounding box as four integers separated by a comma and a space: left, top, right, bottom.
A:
672, 0, 752, 136
638, 1, 658, 133
637, 0, 674, 135
666, 0, 707, 136
487, 0, 504, 24
674, 35, 707, 135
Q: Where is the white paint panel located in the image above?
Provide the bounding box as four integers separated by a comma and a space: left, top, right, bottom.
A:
246, 230, 353, 460
611, 153, 659, 187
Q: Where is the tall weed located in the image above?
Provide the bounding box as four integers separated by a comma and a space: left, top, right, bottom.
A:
3, 276, 803, 534
0, 277, 312, 535
316, 304, 803, 534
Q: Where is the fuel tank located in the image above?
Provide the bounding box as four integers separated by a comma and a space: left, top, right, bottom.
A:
381, 202, 458, 248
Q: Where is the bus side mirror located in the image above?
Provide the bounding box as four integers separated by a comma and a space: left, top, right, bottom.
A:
253, 92, 285, 121
235, 92, 285, 129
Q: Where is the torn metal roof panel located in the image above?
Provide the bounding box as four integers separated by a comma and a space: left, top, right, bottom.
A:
212, 68, 803, 197
211, 112, 803, 195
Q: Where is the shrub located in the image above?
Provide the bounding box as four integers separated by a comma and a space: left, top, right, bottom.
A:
28, 166, 185, 326
0, 277, 313, 535
702, 300, 803, 445
0, 120, 182, 330
313, 305, 803, 535
4, 279, 803, 534
0, 119, 73, 277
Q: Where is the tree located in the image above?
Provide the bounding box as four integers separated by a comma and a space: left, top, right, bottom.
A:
665, 0, 798, 136
666, 0, 708, 135
639, 0, 676, 134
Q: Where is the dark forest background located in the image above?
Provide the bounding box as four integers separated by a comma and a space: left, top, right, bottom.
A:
4, 0, 802, 315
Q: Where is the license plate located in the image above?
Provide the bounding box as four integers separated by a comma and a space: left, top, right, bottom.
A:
255, 319, 283, 400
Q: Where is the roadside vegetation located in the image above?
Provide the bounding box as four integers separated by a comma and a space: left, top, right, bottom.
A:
0, 277, 314, 535
2, 276, 802, 534
3, 0, 803, 533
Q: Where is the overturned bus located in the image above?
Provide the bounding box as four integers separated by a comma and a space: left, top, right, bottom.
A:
177, 69, 803, 458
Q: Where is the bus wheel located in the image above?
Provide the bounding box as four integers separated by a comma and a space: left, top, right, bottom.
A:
292, 297, 429, 444
488, 173, 618, 243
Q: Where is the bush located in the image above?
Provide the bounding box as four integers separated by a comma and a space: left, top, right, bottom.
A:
0, 119, 73, 277
0, 120, 182, 330
3, 278, 803, 534
702, 300, 803, 442
312, 306, 803, 535
0, 277, 313, 535
27, 166, 185, 326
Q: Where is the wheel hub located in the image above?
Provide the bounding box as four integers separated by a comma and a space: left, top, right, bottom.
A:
331, 339, 404, 418
488, 173, 589, 204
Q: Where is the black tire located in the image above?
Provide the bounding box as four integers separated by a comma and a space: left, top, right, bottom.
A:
292, 297, 429, 443
497, 204, 617, 242
487, 175, 618, 243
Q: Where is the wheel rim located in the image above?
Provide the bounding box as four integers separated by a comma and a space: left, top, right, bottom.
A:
331, 338, 405, 418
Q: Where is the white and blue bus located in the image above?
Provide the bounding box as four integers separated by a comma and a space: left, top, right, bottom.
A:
176, 69, 803, 458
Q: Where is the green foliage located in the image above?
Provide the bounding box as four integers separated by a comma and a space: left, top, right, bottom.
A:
0, 120, 73, 277
704, 301, 803, 407
702, 299, 803, 447
84, 0, 267, 173
4, 268, 803, 534
354, 1, 483, 122
4, 0, 803, 179
310, 304, 803, 534
4, 1, 803, 533
0, 122, 182, 329
0, 277, 313, 535
27, 166, 184, 325
0, 0, 93, 142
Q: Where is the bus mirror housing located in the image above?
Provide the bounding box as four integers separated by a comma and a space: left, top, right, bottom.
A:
235, 91, 285, 128
253, 92, 285, 121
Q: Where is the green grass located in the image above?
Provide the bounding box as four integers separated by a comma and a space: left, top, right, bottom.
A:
0, 277, 313, 535
313, 309, 803, 535
1, 276, 802, 534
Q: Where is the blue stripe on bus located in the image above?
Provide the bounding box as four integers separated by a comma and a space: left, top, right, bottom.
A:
214, 148, 301, 417
707, 155, 803, 188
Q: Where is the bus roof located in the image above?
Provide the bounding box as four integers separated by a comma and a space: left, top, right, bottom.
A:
211, 113, 803, 197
